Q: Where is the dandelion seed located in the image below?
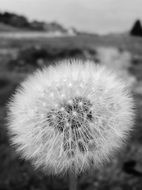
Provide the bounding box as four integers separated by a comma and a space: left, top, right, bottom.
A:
50, 93, 54, 98
68, 99, 73, 105
79, 83, 84, 88
68, 83, 72, 87
61, 94, 65, 99
7, 60, 135, 176
54, 104, 58, 108
60, 107, 65, 112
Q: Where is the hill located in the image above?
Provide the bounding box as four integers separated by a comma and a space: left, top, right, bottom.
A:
0, 11, 68, 33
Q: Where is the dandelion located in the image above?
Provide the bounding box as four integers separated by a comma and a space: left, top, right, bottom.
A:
7, 60, 135, 190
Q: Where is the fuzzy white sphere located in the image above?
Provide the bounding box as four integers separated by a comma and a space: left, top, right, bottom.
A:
7, 60, 135, 175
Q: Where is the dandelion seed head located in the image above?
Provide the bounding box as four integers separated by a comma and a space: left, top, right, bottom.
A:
7, 60, 135, 175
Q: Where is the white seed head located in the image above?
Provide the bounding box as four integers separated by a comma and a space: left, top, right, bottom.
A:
7, 60, 135, 175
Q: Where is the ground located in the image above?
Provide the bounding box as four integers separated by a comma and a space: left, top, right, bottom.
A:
0, 33, 142, 190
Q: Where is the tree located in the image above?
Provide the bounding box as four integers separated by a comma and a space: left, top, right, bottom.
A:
130, 20, 142, 37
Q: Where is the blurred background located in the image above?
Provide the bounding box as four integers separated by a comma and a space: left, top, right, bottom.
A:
0, 0, 142, 190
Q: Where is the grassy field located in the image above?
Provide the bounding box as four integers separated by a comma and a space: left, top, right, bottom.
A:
0, 33, 142, 190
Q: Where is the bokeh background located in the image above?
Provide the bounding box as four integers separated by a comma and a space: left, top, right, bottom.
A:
0, 0, 142, 190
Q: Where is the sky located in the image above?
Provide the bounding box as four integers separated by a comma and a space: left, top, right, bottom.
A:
0, 0, 142, 34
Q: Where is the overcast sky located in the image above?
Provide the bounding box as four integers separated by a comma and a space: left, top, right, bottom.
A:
0, 0, 141, 34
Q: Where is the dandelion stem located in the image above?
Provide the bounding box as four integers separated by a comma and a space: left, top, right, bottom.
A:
69, 170, 77, 190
